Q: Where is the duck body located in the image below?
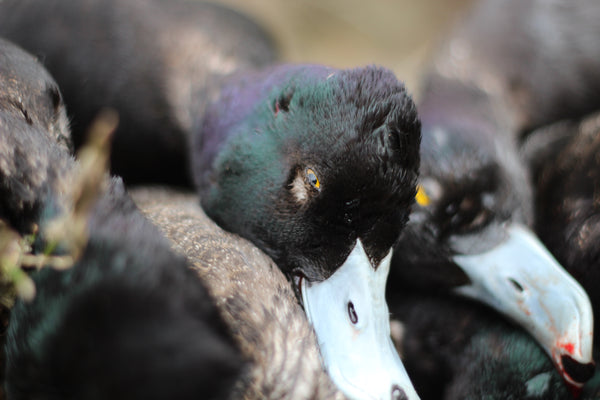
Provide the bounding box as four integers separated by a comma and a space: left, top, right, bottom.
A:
389, 0, 600, 391
0, 0, 277, 186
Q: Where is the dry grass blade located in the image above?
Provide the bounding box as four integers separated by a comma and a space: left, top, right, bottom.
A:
44, 109, 118, 261
0, 221, 35, 305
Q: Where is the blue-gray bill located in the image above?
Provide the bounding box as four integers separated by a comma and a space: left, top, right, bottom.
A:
302, 240, 420, 400
453, 224, 594, 389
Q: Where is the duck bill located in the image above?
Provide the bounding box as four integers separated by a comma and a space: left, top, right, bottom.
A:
301, 239, 420, 400
453, 224, 595, 388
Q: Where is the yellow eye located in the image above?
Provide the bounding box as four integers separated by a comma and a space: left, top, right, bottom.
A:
415, 184, 430, 206
306, 168, 320, 189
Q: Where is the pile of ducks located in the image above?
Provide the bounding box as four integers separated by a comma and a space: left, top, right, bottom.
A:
0, 0, 598, 399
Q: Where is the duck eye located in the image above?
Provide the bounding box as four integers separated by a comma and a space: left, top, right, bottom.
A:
305, 168, 320, 190
440, 194, 491, 236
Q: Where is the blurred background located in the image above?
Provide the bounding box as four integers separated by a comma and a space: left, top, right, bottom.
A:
212, 0, 475, 97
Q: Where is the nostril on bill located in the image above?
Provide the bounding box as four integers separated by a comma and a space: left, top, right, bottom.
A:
347, 301, 358, 324
391, 384, 408, 400
508, 277, 525, 292
561, 355, 596, 383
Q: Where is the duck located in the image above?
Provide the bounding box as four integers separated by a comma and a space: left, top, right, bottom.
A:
191, 63, 423, 399
0, 0, 277, 187
388, 0, 599, 391
0, 38, 244, 399
0, 1, 425, 398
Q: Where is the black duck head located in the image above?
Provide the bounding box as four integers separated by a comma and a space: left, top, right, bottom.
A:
194, 64, 421, 400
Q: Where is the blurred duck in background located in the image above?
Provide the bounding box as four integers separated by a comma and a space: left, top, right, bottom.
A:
393, 112, 600, 400
390, 0, 600, 396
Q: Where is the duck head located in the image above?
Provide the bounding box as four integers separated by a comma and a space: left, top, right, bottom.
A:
0, 38, 72, 234
392, 80, 594, 393
194, 65, 421, 400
